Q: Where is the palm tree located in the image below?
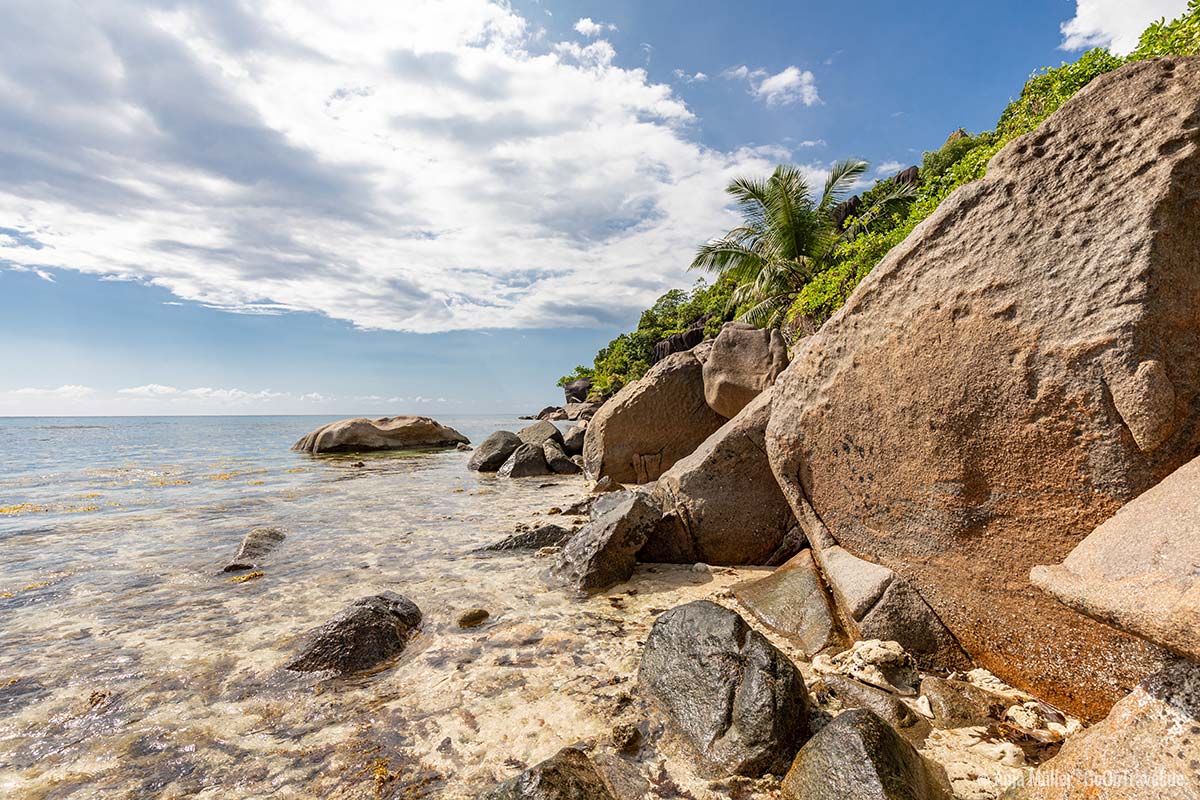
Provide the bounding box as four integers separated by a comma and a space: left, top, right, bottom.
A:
690, 160, 914, 328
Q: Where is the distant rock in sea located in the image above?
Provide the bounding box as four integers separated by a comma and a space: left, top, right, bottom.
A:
291, 416, 468, 454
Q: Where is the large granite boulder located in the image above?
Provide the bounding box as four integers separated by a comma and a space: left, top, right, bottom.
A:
639, 600, 809, 777
478, 747, 616, 800
702, 322, 789, 419
781, 709, 952, 800
292, 416, 468, 454
285, 593, 421, 673
222, 527, 286, 572
1004, 659, 1200, 800
1032, 452, 1200, 663
645, 387, 796, 565
550, 491, 659, 593
766, 58, 1200, 719
733, 550, 845, 658
563, 377, 593, 404
562, 422, 586, 456
498, 444, 553, 478
518, 420, 566, 449
583, 351, 725, 484
469, 431, 523, 472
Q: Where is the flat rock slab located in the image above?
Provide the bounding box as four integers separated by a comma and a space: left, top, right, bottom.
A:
819, 674, 932, 745
639, 600, 809, 777
733, 550, 845, 657
478, 524, 574, 553
781, 709, 952, 800
1032, 453, 1200, 663
292, 416, 468, 454
285, 592, 421, 674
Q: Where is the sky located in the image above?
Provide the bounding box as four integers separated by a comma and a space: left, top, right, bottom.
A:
0, 0, 1188, 416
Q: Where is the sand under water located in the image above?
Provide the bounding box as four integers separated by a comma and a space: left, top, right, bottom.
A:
0, 416, 1063, 798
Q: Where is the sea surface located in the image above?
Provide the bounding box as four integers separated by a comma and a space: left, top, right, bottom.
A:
0, 415, 749, 799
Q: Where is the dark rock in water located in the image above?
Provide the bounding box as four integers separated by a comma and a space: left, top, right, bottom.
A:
499, 444, 553, 478
639, 600, 809, 776
536, 406, 568, 421
543, 441, 581, 475
477, 746, 616, 800
551, 491, 659, 593
819, 675, 931, 744
919, 677, 1008, 728
456, 608, 489, 628
479, 524, 573, 553
285, 592, 421, 674
223, 527, 286, 572
733, 550, 845, 658
518, 420, 566, 449
564, 377, 593, 404
469, 431, 523, 472
780, 709, 952, 800
562, 423, 586, 456
651, 326, 706, 364
292, 416, 467, 453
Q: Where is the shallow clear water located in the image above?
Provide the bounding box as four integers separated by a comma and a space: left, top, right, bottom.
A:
0, 416, 754, 799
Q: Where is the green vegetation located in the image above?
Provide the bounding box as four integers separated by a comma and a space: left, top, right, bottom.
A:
561, 2, 1199, 392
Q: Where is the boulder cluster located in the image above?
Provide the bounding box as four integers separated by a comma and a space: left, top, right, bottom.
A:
468, 420, 585, 478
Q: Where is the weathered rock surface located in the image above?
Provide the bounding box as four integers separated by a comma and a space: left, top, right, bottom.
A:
535, 406, 568, 421
550, 491, 658, 593
564, 377, 593, 405
477, 524, 574, 553
767, 58, 1200, 718
478, 746, 617, 800
819, 674, 932, 744
565, 401, 601, 421
583, 351, 725, 484
285, 592, 421, 673
781, 709, 952, 800
920, 677, 1009, 728
562, 423, 586, 456
543, 440, 581, 475
638, 600, 809, 777
1032, 453, 1200, 664
469, 431, 523, 472
222, 527, 286, 572
1004, 659, 1200, 799
518, 420, 566, 449
645, 388, 796, 565
498, 444, 553, 478
292, 416, 468, 454
814, 640, 922, 697
702, 322, 789, 419
733, 550, 845, 657
651, 326, 706, 364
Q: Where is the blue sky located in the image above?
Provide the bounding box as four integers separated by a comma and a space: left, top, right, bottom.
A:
0, 0, 1186, 415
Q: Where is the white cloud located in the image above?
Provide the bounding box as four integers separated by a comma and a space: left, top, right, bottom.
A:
574, 17, 617, 37
874, 160, 904, 177
797, 139, 825, 148
6, 385, 95, 399
723, 64, 820, 107
673, 69, 708, 84
1060, 0, 1188, 54
119, 383, 180, 396
0, 0, 795, 334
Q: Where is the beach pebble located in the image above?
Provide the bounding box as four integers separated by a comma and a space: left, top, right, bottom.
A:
691, 562, 710, 573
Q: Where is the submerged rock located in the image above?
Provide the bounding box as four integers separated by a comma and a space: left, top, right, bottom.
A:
477, 746, 617, 800
780, 709, 952, 800
583, 351, 725, 484
478, 524, 574, 553
222, 527, 286, 572
639, 600, 809, 777
285, 592, 421, 674
469, 431, 522, 472
292, 416, 468, 454
701, 322, 789, 419
550, 491, 658, 593
765, 58, 1200, 717
498, 444, 553, 478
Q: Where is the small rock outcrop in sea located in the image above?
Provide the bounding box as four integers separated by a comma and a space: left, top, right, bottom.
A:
477, 746, 617, 800
1031, 452, 1200, 664
542, 440, 580, 475
292, 416, 468, 454
639, 600, 810, 777
780, 709, 952, 800
550, 490, 658, 593
498, 444, 554, 478
733, 549, 845, 658
1006, 658, 1200, 800
819, 674, 931, 745
644, 387, 797, 565
469, 431, 523, 472
535, 406, 568, 421
701, 322, 789, 419
583, 351, 725, 484
285, 592, 421, 674
477, 523, 574, 553
766, 57, 1200, 718
222, 527, 286, 572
